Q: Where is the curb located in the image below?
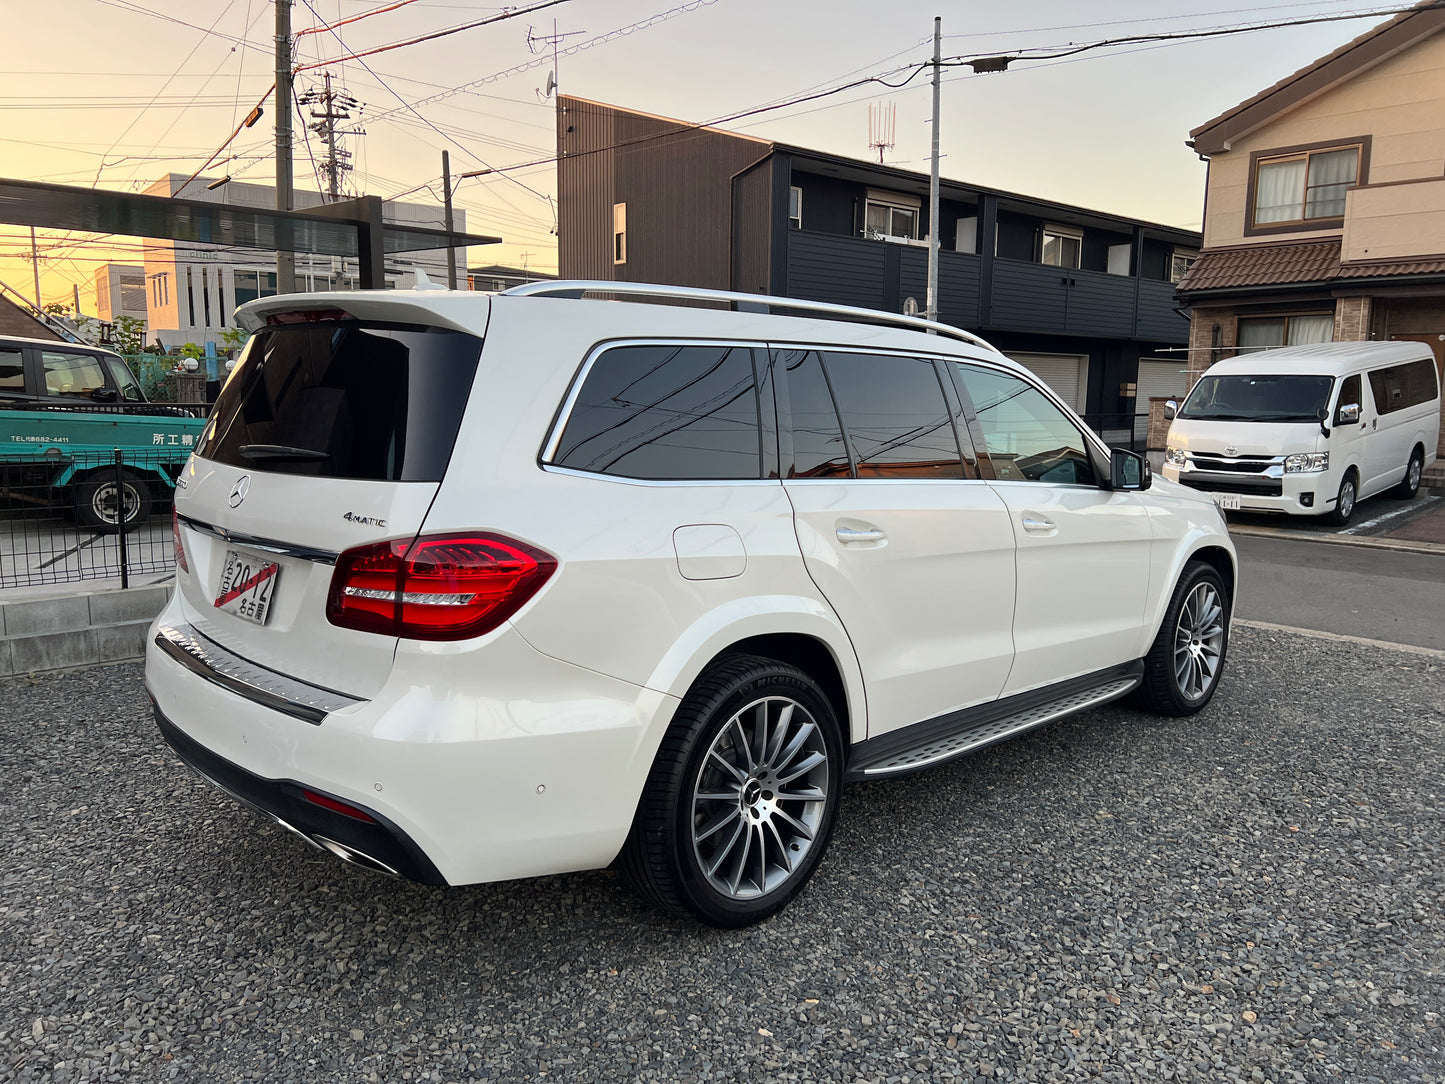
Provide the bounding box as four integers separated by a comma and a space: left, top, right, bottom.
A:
1226, 522, 1445, 556
0, 582, 170, 677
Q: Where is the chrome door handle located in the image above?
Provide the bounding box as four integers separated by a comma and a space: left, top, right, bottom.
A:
836, 526, 885, 543
1021, 514, 1056, 533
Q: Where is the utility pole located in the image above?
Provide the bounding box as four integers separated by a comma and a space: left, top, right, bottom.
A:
926, 16, 941, 325
300, 71, 363, 200
30, 227, 41, 308
442, 150, 456, 289
275, 0, 296, 294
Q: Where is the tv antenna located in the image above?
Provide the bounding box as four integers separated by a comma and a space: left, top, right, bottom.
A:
868, 101, 896, 164
528, 20, 585, 101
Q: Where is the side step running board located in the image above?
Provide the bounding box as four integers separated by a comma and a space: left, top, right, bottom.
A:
844, 663, 1143, 782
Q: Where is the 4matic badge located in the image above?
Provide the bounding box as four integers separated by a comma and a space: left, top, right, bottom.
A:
343, 512, 388, 528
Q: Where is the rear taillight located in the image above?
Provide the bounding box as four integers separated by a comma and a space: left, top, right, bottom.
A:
326, 533, 556, 641
173, 509, 189, 574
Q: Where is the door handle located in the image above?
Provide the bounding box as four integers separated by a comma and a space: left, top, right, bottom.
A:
1372, 419, 1377, 430
836, 526, 885, 544
1021, 514, 1056, 533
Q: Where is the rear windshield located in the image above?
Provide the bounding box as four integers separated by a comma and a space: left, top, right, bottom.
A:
196, 322, 482, 481
1178, 373, 1334, 422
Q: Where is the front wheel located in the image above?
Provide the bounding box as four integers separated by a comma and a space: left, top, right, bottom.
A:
618, 655, 843, 928
1132, 562, 1229, 717
1324, 470, 1358, 527
73, 470, 152, 533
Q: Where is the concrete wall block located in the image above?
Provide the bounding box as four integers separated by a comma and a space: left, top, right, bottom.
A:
88, 585, 171, 627
0, 638, 13, 678
1, 595, 93, 637
10, 629, 100, 674
93, 621, 150, 664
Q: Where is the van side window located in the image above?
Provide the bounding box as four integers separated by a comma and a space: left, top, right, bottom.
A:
42, 352, 106, 398
1369, 359, 1439, 415
553, 344, 762, 480
821, 352, 967, 479
1334, 374, 1361, 425
0, 349, 22, 391
952, 364, 1096, 485
778, 350, 850, 479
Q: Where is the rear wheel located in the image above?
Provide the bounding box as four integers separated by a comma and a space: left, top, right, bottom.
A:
1391, 447, 1424, 500
1132, 562, 1229, 717
73, 470, 152, 533
618, 654, 843, 928
1324, 469, 1358, 527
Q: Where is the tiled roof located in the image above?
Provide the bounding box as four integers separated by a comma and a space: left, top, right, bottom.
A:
1177, 239, 1445, 296
1176, 240, 1342, 293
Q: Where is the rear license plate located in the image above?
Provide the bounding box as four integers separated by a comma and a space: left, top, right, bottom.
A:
214, 550, 280, 625
1212, 494, 1241, 511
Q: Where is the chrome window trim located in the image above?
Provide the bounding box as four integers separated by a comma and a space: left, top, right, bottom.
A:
541, 464, 783, 488
178, 514, 339, 565
153, 623, 365, 725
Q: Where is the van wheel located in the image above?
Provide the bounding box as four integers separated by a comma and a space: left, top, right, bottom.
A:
1325, 470, 1358, 527
1132, 562, 1229, 717
73, 470, 152, 533
1391, 448, 1424, 500
618, 654, 843, 928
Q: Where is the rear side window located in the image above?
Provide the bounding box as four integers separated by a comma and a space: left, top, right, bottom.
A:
552, 344, 762, 480
197, 322, 482, 481
821, 352, 966, 479
1368, 359, 1439, 415
0, 349, 21, 391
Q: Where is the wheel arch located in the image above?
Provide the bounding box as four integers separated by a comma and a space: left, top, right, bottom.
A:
1142, 534, 1238, 652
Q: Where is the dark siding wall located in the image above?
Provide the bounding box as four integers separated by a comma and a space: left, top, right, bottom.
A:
995, 211, 1036, 261
792, 171, 856, 236
787, 234, 887, 309
731, 159, 774, 293
1137, 280, 1191, 340
557, 97, 769, 289
1139, 238, 1172, 282
1081, 228, 1131, 274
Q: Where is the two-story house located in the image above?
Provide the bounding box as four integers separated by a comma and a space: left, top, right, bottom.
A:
1176, 0, 1445, 459
557, 97, 1201, 439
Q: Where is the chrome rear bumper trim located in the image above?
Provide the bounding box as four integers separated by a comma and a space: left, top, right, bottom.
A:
177, 515, 339, 565
153, 622, 364, 724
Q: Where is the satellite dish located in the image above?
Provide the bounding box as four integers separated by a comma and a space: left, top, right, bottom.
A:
545, 70, 556, 96
903, 297, 919, 316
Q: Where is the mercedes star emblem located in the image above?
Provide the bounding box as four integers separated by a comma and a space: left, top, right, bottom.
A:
228, 475, 251, 508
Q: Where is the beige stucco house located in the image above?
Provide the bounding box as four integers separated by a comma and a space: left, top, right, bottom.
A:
1176, 0, 1445, 457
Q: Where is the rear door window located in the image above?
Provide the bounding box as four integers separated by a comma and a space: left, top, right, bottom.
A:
552, 343, 762, 480
196, 322, 482, 481
778, 350, 850, 478
818, 352, 967, 479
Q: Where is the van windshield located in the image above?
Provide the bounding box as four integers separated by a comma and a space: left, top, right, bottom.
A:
1178, 374, 1334, 422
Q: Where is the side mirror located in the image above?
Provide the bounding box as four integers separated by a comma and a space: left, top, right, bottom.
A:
90, 387, 118, 403
1163, 400, 1177, 421
1337, 402, 1360, 424
1111, 448, 1151, 491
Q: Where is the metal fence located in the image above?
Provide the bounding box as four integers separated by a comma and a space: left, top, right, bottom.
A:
0, 447, 183, 589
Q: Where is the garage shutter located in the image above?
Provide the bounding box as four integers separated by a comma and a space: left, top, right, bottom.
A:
1135, 359, 1191, 442
1008, 353, 1087, 412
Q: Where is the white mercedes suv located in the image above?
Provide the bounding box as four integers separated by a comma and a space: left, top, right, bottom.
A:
145, 282, 1236, 927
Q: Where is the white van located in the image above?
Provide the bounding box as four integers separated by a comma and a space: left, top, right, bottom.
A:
1162, 341, 1440, 525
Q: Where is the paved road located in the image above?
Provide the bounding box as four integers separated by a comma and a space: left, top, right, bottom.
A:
1232, 533, 1445, 651
3, 630, 1443, 1083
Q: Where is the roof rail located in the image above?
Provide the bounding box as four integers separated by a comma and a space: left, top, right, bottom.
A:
500, 280, 1000, 353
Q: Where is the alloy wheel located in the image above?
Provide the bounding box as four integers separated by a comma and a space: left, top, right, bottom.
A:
690, 696, 830, 900
1173, 581, 1225, 701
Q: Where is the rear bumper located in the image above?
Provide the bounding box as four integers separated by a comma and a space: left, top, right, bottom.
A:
144, 598, 680, 888
151, 699, 446, 885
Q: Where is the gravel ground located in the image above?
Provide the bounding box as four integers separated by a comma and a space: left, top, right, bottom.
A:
2, 626, 1442, 1083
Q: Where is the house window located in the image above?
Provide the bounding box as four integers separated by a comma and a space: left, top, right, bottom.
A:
1170, 248, 1198, 284
1253, 145, 1360, 226
864, 190, 920, 242
789, 186, 802, 230
613, 202, 627, 265
1236, 313, 1334, 351
1040, 225, 1082, 269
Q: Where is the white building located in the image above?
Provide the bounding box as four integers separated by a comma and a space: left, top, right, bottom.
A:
94, 264, 147, 324
141, 174, 465, 350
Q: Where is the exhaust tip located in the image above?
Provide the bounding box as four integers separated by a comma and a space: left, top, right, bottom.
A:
312, 834, 401, 879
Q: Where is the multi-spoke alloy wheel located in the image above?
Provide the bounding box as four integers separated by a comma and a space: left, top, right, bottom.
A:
1172, 581, 1225, 701
1133, 561, 1230, 717
691, 696, 830, 901
619, 655, 843, 927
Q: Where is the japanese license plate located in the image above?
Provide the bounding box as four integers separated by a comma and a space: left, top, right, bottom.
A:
214, 550, 280, 626
1212, 493, 1241, 511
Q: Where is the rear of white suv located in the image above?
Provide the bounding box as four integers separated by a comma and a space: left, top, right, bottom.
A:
147, 284, 1236, 927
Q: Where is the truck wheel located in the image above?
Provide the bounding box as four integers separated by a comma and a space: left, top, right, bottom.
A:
74, 470, 152, 533
618, 654, 843, 928
1391, 447, 1424, 500
1324, 469, 1358, 527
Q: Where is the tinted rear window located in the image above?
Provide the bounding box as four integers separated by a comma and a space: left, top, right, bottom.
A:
196, 322, 482, 481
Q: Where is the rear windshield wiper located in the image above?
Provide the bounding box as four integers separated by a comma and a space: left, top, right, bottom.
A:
237, 443, 330, 461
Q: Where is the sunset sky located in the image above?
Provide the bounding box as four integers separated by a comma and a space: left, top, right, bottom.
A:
0, 0, 1390, 316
